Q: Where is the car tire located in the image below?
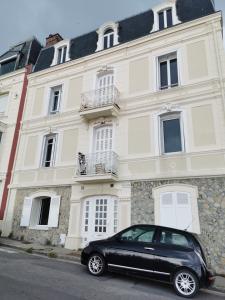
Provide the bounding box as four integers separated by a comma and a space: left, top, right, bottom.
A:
87, 253, 106, 276
173, 269, 199, 298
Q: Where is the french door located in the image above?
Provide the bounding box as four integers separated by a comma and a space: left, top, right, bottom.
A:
93, 125, 113, 173
96, 73, 114, 106
81, 196, 118, 247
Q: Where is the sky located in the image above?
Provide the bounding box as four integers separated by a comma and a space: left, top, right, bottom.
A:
0, 0, 224, 54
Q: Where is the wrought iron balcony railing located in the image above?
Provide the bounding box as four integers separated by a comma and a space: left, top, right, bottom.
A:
77, 151, 118, 177
80, 85, 120, 111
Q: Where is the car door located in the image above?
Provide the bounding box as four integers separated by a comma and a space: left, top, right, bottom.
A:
105, 225, 157, 275
153, 228, 194, 277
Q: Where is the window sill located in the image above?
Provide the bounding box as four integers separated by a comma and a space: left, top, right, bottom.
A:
161, 151, 185, 156
29, 225, 49, 231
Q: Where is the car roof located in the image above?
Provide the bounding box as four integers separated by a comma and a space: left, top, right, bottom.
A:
130, 224, 194, 236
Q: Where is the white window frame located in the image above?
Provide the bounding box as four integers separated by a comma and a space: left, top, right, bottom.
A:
157, 52, 179, 90
151, 0, 180, 33
20, 191, 61, 230
50, 40, 70, 66
153, 184, 200, 234
48, 85, 62, 114
41, 134, 57, 167
103, 30, 114, 49
96, 21, 119, 52
0, 93, 9, 115
160, 112, 185, 155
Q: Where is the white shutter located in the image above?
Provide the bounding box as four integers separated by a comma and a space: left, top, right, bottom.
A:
176, 192, 192, 231
48, 196, 61, 228
20, 197, 33, 227
0, 94, 8, 113
160, 193, 176, 228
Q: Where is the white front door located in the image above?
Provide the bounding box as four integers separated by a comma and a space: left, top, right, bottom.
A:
160, 192, 192, 231
81, 196, 118, 247
96, 73, 114, 105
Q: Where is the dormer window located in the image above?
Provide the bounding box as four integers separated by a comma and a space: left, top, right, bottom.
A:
151, 0, 180, 33
50, 40, 70, 66
96, 22, 119, 52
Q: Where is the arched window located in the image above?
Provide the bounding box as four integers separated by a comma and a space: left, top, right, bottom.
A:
153, 185, 200, 234
96, 22, 119, 52
151, 0, 180, 32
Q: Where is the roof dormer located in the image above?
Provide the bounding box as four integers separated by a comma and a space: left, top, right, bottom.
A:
48, 34, 70, 66
96, 21, 119, 52
151, 0, 180, 33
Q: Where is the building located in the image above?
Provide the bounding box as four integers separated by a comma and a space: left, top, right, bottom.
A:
2, 0, 225, 273
0, 38, 42, 231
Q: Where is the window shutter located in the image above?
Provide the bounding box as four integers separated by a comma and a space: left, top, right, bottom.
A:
160, 193, 176, 228
48, 196, 61, 228
0, 94, 8, 113
20, 197, 33, 227
176, 192, 192, 231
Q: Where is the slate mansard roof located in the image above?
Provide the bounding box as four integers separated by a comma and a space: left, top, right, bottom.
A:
0, 38, 42, 77
34, 0, 215, 73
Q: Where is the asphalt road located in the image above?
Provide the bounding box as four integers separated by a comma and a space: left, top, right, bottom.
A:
0, 246, 224, 300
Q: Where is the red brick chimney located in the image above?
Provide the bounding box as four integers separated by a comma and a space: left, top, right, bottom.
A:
46, 33, 63, 47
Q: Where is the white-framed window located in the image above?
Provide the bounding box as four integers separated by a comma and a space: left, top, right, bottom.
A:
153, 185, 200, 234
0, 93, 9, 114
20, 194, 61, 229
160, 112, 184, 154
42, 134, 57, 167
151, 0, 180, 32
96, 22, 119, 52
158, 52, 178, 90
49, 85, 62, 114
50, 40, 70, 66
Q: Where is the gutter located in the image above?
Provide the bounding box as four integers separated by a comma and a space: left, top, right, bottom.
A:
0, 64, 32, 220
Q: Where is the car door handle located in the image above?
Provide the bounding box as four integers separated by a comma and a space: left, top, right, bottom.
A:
144, 247, 155, 251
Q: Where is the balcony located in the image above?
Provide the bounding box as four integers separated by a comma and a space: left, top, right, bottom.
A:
76, 151, 118, 183
80, 85, 120, 120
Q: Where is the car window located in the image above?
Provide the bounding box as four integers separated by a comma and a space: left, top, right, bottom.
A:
159, 230, 190, 247
120, 226, 155, 243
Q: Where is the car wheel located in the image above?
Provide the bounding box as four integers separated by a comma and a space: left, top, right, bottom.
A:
173, 269, 199, 298
87, 253, 106, 276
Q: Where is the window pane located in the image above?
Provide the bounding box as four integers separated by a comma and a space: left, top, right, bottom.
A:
0, 59, 16, 76
166, 9, 173, 27
170, 58, 178, 86
109, 34, 114, 48
160, 61, 168, 89
120, 226, 155, 243
158, 11, 164, 30
104, 36, 108, 49
57, 48, 62, 64
0, 131, 2, 143
163, 118, 182, 153
160, 230, 190, 247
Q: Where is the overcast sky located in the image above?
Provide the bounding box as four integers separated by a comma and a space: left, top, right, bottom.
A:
0, 0, 224, 54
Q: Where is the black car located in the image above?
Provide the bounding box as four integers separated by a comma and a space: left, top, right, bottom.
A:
81, 224, 215, 298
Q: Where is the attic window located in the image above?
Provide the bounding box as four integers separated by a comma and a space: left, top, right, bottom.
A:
0, 57, 17, 76
96, 22, 119, 52
151, 0, 180, 33
51, 40, 70, 66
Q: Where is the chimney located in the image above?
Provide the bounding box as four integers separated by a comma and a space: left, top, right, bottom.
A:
46, 33, 63, 47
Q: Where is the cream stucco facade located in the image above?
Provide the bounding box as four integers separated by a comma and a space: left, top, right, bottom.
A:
3, 10, 225, 258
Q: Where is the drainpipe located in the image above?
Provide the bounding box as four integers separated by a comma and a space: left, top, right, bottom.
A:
0, 64, 32, 220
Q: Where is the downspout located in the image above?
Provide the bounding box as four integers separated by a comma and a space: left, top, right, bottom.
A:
0, 64, 32, 220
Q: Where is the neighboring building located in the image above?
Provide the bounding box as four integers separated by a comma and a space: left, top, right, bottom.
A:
0, 38, 42, 231
2, 0, 225, 273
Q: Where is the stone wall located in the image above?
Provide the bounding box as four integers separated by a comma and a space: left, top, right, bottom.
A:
131, 177, 225, 275
11, 186, 71, 246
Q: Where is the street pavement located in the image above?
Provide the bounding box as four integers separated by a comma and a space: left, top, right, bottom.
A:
0, 246, 224, 300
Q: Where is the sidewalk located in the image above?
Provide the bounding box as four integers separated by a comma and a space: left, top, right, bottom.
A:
0, 237, 80, 262
0, 237, 224, 294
